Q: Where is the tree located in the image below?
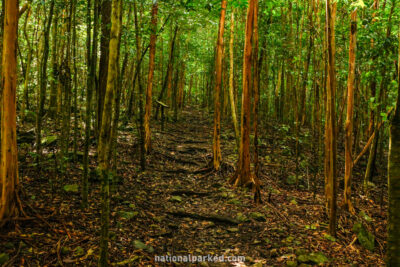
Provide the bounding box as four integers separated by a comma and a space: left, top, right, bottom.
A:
98, 0, 122, 264
387, 22, 400, 267
82, 0, 99, 208
97, 0, 112, 135
344, 9, 357, 214
144, 1, 159, 154
324, 0, 337, 237
228, 10, 239, 150
36, 0, 55, 165
212, 0, 227, 171
230, 0, 261, 203
0, 0, 19, 225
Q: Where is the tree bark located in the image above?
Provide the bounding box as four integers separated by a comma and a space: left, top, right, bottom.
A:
144, 1, 158, 153
344, 10, 357, 214
0, 0, 19, 226
97, 0, 112, 135
230, 0, 261, 203
228, 10, 240, 150
212, 0, 226, 171
98, 0, 122, 264
324, 0, 337, 237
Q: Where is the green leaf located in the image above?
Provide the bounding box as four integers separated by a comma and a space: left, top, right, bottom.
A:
73, 246, 85, 257
170, 196, 182, 202
0, 253, 9, 265
133, 240, 154, 253
118, 211, 138, 220
63, 184, 79, 193
351, 0, 366, 8
41, 135, 58, 145
359, 211, 372, 222
116, 256, 140, 265
323, 233, 336, 242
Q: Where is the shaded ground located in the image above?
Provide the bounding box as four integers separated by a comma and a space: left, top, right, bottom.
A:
0, 106, 387, 266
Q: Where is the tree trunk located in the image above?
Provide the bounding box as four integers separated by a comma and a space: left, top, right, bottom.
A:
144, 1, 158, 153
36, 0, 55, 166
228, 10, 240, 150
82, 0, 99, 208
212, 0, 226, 171
98, 0, 122, 264
49, 11, 59, 116
252, 0, 261, 204
97, 0, 111, 135
133, 0, 145, 171
0, 0, 19, 226
155, 25, 178, 119
324, 0, 337, 237
230, 0, 261, 203
21, 8, 32, 122
344, 10, 357, 214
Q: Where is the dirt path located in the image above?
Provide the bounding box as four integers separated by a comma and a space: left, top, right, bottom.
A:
0, 107, 386, 266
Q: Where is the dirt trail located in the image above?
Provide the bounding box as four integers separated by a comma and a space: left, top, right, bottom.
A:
0, 107, 386, 266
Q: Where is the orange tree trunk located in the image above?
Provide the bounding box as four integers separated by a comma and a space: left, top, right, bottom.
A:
230, 0, 256, 187
344, 10, 357, 214
0, 0, 19, 225
144, 1, 158, 153
212, 0, 227, 170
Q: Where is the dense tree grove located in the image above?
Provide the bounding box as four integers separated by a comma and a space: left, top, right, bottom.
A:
1, 0, 400, 265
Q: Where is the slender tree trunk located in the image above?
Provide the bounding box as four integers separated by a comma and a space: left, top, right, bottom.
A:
230, 0, 261, 203
344, 10, 357, 214
133, 0, 145, 170
155, 25, 178, 119
49, 12, 59, 116
97, 0, 111, 135
212, 0, 226, 171
98, 0, 122, 264
0, 0, 19, 226
252, 0, 261, 204
325, 0, 337, 237
21, 8, 32, 121
60, 2, 73, 164
72, 0, 79, 161
144, 1, 158, 153
82, 0, 99, 208
36, 0, 55, 166
228, 11, 240, 150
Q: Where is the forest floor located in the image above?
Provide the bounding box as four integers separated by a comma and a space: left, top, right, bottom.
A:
0, 106, 388, 266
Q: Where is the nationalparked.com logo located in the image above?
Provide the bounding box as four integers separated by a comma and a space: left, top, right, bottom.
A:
155, 254, 246, 263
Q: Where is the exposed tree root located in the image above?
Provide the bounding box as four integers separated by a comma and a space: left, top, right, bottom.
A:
170, 190, 210, 196
167, 211, 241, 225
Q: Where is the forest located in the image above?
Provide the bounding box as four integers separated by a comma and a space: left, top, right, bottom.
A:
1, 0, 400, 266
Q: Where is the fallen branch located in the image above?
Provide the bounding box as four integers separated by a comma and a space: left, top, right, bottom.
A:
353, 107, 393, 166
167, 211, 241, 225
170, 190, 210, 196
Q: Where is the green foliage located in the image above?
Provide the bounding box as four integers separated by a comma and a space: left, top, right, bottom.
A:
63, 184, 79, 193
353, 222, 375, 251
0, 253, 10, 265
